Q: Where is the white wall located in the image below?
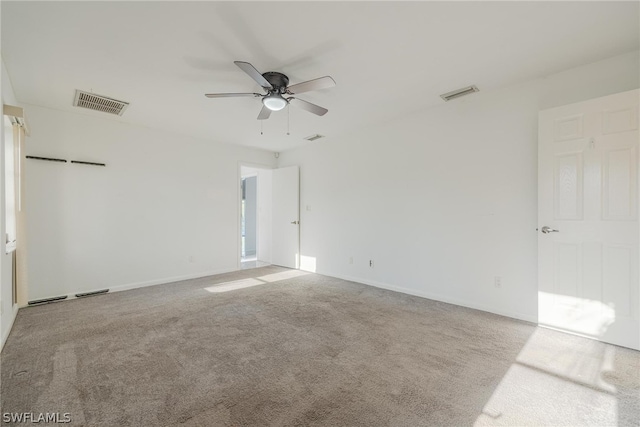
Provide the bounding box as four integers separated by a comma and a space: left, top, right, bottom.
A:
24, 105, 276, 301
278, 51, 640, 322
1, 59, 20, 349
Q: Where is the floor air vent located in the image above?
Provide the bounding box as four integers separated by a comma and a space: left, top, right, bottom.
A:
28, 295, 68, 305
75, 289, 109, 298
73, 90, 129, 116
440, 85, 479, 102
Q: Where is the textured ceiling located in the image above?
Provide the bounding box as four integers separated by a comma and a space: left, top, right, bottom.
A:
2, 1, 638, 152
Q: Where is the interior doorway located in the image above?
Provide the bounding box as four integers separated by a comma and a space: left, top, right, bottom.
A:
240, 165, 273, 270
241, 174, 257, 261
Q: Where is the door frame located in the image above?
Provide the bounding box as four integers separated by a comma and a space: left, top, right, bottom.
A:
237, 161, 273, 270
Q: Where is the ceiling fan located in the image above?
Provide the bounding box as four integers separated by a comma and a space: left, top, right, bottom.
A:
205, 61, 335, 120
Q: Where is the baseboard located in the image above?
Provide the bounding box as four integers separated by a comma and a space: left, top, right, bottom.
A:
106, 268, 238, 294
21, 267, 239, 308
1, 304, 19, 352
330, 273, 538, 324
17, 267, 537, 325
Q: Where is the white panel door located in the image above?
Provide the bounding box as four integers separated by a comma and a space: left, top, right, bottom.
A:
538, 89, 639, 350
271, 166, 299, 269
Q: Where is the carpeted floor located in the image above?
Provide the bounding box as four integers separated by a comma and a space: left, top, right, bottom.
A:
1, 266, 639, 426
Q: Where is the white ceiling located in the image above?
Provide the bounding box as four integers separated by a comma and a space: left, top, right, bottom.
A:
2, 1, 638, 152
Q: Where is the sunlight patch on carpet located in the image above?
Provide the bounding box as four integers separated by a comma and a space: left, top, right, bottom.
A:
205, 278, 264, 293
474, 328, 620, 426
258, 270, 309, 283
204, 270, 309, 293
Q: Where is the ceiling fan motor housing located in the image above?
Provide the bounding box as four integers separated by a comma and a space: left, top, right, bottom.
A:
262, 72, 289, 93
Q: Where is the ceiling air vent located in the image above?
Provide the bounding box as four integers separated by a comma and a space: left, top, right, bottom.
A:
440, 85, 479, 102
73, 90, 129, 116
304, 134, 324, 142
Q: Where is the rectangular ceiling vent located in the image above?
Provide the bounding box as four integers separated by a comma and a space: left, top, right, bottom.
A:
73, 90, 129, 116
304, 134, 324, 142
440, 85, 479, 102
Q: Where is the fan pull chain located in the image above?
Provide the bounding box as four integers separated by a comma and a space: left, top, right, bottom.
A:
260, 120, 263, 136
287, 105, 290, 136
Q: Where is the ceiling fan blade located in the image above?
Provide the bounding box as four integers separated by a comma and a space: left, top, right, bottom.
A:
234, 61, 273, 90
205, 93, 261, 98
257, 105, 272, 120
287, 76, 335, 95
289, 98, 328, 116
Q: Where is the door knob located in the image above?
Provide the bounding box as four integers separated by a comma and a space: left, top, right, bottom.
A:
291, 221, 299, 225
541, 226, 559, 234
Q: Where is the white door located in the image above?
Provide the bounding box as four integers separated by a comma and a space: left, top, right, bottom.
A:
538, 89, 639, 350
271, 166, 299, 269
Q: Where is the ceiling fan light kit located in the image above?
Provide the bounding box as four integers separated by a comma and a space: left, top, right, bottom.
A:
262, 93, 287, 111
205, 61, 335, 121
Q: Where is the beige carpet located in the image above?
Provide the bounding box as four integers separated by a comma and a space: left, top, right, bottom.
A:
1, 266, 639, 426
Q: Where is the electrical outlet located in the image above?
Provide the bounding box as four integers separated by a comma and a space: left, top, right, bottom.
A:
349, 257, 353, 265
369, 260, 374, 268
494, 276, 502, 288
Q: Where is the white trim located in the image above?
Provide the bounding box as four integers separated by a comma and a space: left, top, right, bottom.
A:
20, 267, 238, 308
328, 272, 538, 324
3, 104, 29, 136
5, 241, 16, 254
1, 304, 19, 352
